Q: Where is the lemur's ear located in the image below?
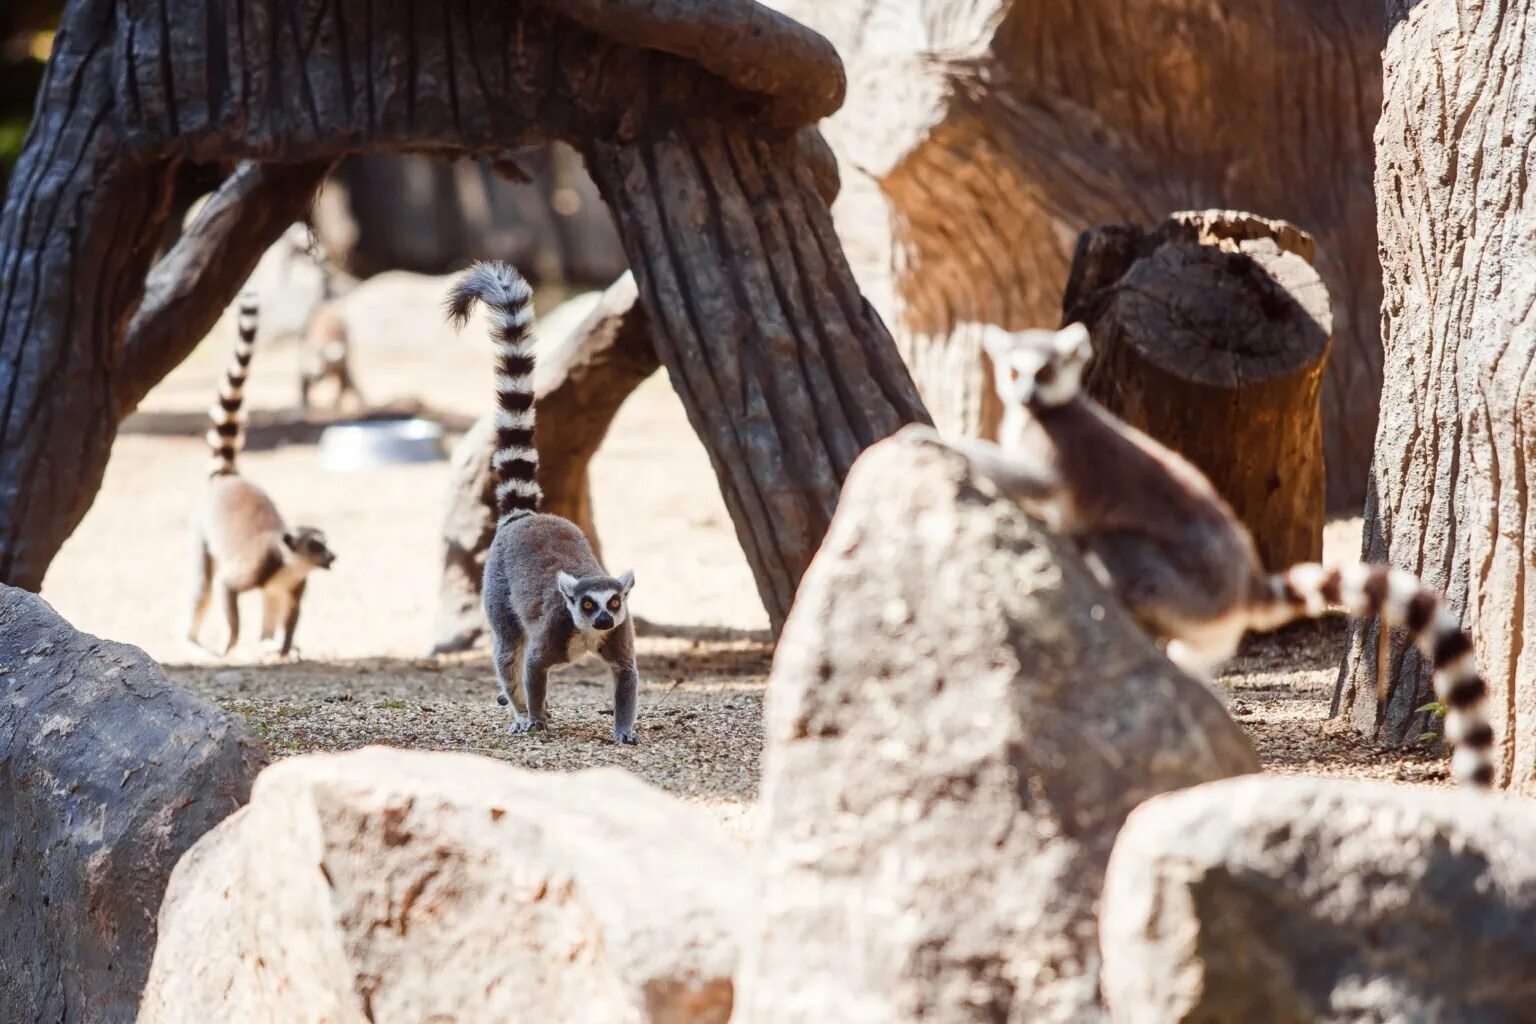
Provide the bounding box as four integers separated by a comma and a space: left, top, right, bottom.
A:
556, 571, 579, 600
617, 569, 636, 595
979, 325, 1014, 364
1055, 322, 1091, 358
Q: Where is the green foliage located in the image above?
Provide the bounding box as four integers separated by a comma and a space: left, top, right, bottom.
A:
1415, 700, 1448, 719
0, 116, 27, 178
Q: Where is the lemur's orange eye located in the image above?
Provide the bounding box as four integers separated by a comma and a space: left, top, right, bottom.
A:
581, 599, 595, 612
608, 597, 621, 612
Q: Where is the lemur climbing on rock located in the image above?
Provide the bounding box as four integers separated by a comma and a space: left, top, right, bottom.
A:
186, 291, 335, 658
445, 261, 641, 744
967, 322, 1495, 787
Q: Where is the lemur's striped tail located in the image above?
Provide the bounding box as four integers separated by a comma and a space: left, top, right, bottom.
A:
1252, 563, 1495, 788
207, 290, 258, 476
444, 262, 539, 520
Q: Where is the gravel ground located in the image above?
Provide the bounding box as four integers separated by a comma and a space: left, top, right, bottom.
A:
39, 299, 1450, 843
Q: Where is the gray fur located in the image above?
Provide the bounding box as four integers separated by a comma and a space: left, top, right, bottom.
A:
978, 323, 1495, 786
482, 515, 639, 744
448, 262, 641, 744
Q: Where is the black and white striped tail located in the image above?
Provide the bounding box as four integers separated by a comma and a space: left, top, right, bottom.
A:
444, 262, 539, 520
1254, 563, 1495, 788
208, 290, 258, 476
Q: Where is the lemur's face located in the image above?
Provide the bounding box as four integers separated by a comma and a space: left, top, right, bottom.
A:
982, 323, 1093, 409
557, 569, 636, 634
284, 527, 336, 570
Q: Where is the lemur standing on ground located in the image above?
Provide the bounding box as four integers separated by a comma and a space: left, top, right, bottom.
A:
186, 291, 336, 658
445, 261, 642, 744
297, 245, 363, 412
969, 322, 1495, 787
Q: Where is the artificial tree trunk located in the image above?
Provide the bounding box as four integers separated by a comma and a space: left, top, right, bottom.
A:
1333, 0, 1535, 790
1067, 211, 1331, 571
776, 0, 1383, 512
0, 0, 926, 628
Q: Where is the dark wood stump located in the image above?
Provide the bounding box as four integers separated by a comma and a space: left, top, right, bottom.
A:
1065, 210, 1331, 571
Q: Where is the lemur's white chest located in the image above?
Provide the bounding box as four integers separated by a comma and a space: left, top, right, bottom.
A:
564, 628, 607, 663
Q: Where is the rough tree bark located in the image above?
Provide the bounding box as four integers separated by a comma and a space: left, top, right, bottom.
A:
0, 0, 927, 628
433, 273, 659, 654
1067, 211, 1331, 570
771, 0, 1382, 511
1334, 0, 1535, 791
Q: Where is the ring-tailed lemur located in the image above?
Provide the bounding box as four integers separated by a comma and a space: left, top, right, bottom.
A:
970, 322, 1495, 787
297, 251, 362, 412
445, 261, 642, 744
186, 291, 336, 658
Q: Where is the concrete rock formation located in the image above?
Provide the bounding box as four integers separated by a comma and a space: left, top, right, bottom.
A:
735, 427, 1258, 1023
0, 587, 263, 1024
1101, 775, 1536, 1022
140, 747, 747, 1024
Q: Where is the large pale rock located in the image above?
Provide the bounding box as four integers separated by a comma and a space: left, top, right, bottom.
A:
734, 428, 1258, 1024
1101, 776, 1536, 1023
140, 747, 745, 1023
0, 587, 263, 1024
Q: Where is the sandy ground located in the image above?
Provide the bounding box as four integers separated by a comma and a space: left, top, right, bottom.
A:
39, 298, 1449, 839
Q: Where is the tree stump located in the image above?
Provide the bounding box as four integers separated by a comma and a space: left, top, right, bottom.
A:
432, 274, 659, 654
1065, 210, 1332, 571
1335, 0, 1535, 790
776, 0, 1383, 511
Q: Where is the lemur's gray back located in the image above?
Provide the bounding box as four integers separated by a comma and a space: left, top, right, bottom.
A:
207, 291, 258, 476
444, 263, 539, 520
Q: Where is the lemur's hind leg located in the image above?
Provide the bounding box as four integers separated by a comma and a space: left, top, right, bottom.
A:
185, 541, 215, 650
484, 579, 526, 711
217, 582, 240, 656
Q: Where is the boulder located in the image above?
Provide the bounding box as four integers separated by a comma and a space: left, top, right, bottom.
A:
0, 587, 263, 1024
139, 747, 746, 1023
1100, 775, 1536, 1023
734, 428, 1259, 1024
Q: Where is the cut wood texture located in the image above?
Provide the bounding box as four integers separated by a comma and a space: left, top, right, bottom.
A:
0, 0, 928, 631
770, 0, 1382, 511
1066, 210, 1331, 571
1334, 0, 1536, 790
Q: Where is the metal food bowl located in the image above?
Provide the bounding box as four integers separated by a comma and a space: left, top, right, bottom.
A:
318, 418, 445, 471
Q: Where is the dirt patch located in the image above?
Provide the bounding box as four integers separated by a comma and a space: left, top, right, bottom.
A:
40, 309, 1450, 842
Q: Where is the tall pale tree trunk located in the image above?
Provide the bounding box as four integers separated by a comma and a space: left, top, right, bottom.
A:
1334, 0, 1536, 790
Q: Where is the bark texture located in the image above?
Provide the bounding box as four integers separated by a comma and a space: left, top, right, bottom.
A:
774, 0, 1382, 510
1069, 211, 1331, 570
0, 587, 264, 1023
433, 276, 659, 655
1335, 0, 1536, 791
584, 121, 928, 629
0, 0, 925, 622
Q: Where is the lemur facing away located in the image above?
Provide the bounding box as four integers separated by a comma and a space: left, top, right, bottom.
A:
970, 322, 1495, 787
186, 291, 336, 658
298, 274, 363, 411
445, 261, 641, 744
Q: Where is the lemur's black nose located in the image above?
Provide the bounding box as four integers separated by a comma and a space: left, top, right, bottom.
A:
593, 611, 614, 630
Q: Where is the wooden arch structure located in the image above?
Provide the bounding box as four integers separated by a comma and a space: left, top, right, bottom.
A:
0, 0, 930, 629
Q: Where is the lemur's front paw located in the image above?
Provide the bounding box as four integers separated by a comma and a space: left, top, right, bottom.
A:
612, 725, 640, 745
509, 716, 547, 735
260, 641, 298, 662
